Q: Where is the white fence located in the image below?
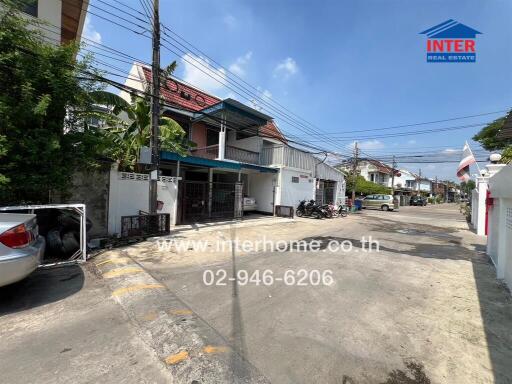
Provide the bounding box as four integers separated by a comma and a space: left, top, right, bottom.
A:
487, 164, 512, 292
108, 170, 179, 235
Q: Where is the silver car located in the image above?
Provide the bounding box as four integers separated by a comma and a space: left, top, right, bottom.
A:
0, 213, 45, 287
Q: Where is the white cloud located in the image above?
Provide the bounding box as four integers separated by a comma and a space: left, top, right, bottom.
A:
347, 140, 385, 151
229, 51, 252, 77
274, 57, 298, 79
250, 87, 272, 111
262, 89, 272, 100
223, 14, 237, 28
181, 53, 228, 95
407, 139, 417, 145
442, 148, 460, 156
83, 16, 102, 44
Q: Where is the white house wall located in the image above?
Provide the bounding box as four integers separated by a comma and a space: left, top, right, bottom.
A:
226, 132, 262, 153
277, 168, 315, 208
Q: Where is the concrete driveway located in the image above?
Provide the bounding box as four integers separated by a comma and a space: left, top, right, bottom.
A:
127, 204, 512, 383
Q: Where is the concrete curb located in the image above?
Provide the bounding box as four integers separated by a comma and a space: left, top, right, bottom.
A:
93, 250, 270, 384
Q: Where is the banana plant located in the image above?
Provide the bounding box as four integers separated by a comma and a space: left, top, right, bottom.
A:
87, 91, 195, 171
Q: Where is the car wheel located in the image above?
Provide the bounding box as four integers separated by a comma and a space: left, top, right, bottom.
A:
381, 205, 389, 211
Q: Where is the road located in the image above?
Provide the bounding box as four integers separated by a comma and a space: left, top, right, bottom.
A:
140, 204, 512, 383
0, 263, 169, 384
1, 204, 511, 383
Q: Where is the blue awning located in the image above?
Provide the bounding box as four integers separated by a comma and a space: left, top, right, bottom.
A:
160, 151, 277, 173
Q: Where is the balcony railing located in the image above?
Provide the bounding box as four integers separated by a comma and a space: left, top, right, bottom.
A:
191, 145, 260, 164
260, 146, 316, 170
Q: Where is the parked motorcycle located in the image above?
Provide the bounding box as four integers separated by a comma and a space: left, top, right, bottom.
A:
336, 204, 349, 218
322, 203, 348, 218
296, 200, 327, 219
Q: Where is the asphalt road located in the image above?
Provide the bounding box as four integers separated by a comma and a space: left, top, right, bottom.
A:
144, 205, 512, 384
1, 205, 511, 384
0, 263, 169, 384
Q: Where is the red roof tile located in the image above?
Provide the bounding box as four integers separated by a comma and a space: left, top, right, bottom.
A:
140, 65, 286, 143
141, 67, 220, 112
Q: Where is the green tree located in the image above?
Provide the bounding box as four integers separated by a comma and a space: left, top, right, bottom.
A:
89, 91, 194, 172
472, 114, 512, 163
345, 175, 392, 196
460, 180, 475, 195
0, 5, 105, 204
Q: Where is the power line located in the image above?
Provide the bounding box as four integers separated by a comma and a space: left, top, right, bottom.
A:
15, 3, 496, 165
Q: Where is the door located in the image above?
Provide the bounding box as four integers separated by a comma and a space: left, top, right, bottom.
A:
181, 181, 208, 223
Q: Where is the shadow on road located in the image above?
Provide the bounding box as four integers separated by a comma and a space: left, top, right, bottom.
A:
0, 264, 84, 317
228, 224, 250, 381
314, 213, 512, 384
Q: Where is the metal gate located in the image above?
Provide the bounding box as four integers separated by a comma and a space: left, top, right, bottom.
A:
180, 181, 243, 223
315, 180, 336, 205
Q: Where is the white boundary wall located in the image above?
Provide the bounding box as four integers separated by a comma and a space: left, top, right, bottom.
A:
487, 164, 512, 292
471, 176, 489, 236
108, 170, 179, 235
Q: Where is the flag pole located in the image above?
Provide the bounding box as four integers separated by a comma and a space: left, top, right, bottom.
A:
466, 141, 482, 175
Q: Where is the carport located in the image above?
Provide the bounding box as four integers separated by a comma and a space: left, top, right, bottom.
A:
160, 151, 277, 223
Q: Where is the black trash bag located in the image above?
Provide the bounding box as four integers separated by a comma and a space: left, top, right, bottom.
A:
58, 211, 93, 232
46, 229, 63, 255
61, 231, 80, 257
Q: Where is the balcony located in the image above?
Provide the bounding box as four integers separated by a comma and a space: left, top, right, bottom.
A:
191, 145, 260, 164
260, 146, 316, 170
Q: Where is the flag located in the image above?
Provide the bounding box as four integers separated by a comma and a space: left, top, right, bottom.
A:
457, 142, 477, 181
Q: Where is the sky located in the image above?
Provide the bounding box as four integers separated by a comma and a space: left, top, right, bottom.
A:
83, 0, 512, 181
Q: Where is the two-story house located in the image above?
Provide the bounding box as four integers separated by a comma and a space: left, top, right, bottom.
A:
339, 159, 398, 188
406, 176, 433, 194
120, 63, 345, 224
6, 0, 89, 45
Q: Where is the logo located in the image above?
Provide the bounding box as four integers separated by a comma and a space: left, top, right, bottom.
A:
420, 19, 482, 63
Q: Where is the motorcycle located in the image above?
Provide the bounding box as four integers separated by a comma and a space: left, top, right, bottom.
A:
322, 203, 348, 218
296, 200, 327, 219
336, 204, 348, 218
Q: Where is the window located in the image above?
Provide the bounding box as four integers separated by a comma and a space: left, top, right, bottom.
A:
21, 0, 38, 17
206, 128, 219, 146
291, 176, 299, 183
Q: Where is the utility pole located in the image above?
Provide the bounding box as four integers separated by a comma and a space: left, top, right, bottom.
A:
391, 155, 397, 195
149, 0, 161, 214
435, 176, 438, 204
417, 168, 422, 195
351, 141, 359, 203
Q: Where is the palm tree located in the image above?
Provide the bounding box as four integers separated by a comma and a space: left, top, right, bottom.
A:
88, 91, 194, 172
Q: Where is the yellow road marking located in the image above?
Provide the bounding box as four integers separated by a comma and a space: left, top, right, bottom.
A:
165, 350, 189, 365
103, 267, 143, 279
112, 284, 165, 297
169, 309, 193, 316
203, 345, 229, 354
142, 311, 158, 321
95, 259, 115, 267
95, 258, 129, 267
